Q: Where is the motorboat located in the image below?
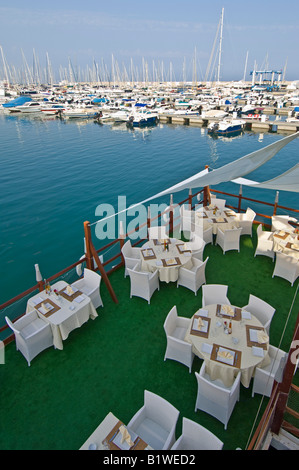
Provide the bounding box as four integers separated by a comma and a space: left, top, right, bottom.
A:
208, 118, 246, 135
40, 104, 66, 115
127, 109, 158, 127
61, 106, 98, 119
8, 101, 42, 113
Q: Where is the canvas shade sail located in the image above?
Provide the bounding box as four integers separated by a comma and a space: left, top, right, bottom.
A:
91, 131, 298, 226
232, 163, 299, 193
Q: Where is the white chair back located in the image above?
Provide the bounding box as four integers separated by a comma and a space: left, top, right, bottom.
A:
272, 252, 299, 286
202, 284, 230, 306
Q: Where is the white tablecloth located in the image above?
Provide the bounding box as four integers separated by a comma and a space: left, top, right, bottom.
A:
26, 280, 98, 350
141, 239, 193, 282
273, 231, 299, 260
185, 304, 270, 388
195, 206, 239, 235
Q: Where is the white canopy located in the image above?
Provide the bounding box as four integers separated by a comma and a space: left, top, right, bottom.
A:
143, 131, 299, 201
91, 131, 298, 226
233, 163, 299, 193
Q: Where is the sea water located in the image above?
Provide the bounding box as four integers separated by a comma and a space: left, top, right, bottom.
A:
0, 112, 298, 323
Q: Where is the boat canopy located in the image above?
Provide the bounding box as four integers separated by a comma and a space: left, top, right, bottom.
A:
2, 96, 32, 108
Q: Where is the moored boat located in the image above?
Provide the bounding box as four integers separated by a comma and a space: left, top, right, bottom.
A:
207, 118, 246, 135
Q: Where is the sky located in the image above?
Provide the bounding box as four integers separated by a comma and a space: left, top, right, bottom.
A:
0, 0, 298, 83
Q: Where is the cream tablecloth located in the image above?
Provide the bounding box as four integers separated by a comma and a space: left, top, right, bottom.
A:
195, 206, 239, 235
141, 239, 193, 283
26, 280, 98, 350
185, 303, 270, 388
273, 231, 299, 260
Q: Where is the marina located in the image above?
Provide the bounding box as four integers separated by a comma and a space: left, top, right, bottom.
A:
0, 2, 299, 453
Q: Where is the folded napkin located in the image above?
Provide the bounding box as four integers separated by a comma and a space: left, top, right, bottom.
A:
166, 258, 176, 265
218, 349, 234, 360
257, 330, 269, 344
291, 243, 299, 250
41, 302, 50, 312
221, 305, 234, 317
216, 217, 225, 223
119, 425, 134, 447
66, 285, 74, 296
278, 230, 286, 237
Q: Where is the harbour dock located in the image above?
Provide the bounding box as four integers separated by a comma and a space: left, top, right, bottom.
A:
159, 106, 299, 133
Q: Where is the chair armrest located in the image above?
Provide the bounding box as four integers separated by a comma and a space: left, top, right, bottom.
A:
163, 423, 177, 450
176, 316, 191, 330
127, 406, 146, 431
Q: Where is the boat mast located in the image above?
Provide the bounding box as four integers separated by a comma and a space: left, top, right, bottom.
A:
0, 45, 10, 87
243, 50, 249, 82
217, 7, 224, 84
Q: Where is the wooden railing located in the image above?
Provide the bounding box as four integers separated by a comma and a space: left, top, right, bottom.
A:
1, 185, 298, 346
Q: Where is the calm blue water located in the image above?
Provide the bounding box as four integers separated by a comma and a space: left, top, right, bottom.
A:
0, 112, 298, 324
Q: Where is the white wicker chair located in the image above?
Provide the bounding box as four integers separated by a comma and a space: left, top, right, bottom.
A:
188, 233, 206, 260
127, 263, 159, 304
195, 363, 241, 430
5, 312, 54, 366
148, 226, 169, 240
163, 306, 194, 372
121, 239, 141, 277
242, 294, 275, 334
216, 227, 242, 254
252, 345, 287, 397
177, 257, 209, 296
271, 215, 297, 233
171, 417, 223, 450
72, 268, 103, 309
202, 284, 230, 307
127, 390, 179, 450
234, 207, 256, 236
272, 252, 299, 286
254, 224, 274, 260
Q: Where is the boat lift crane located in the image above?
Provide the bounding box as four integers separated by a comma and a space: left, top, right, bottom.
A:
250, 69, 282, 91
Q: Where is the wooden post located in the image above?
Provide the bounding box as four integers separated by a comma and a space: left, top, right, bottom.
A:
90, 242, 119, 304
203, 165, 210, 207
238, 185, 243, 213
84, 221, 118, 304
147, 206, 151, 232
83, 221, 94, 271
271, 312, 299, 435
273, 191, 279, 216
119, 221, 125, 264
188, 188, 193, 209
169, 194, 174, 236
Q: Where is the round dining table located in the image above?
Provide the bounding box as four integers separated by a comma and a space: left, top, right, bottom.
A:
140, 238, 193, 283
273, 230, 299, 260
195, 205, 239, 235
185, 303, 271, 388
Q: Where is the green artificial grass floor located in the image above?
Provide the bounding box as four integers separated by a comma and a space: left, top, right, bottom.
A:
0, 226, 298, 450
